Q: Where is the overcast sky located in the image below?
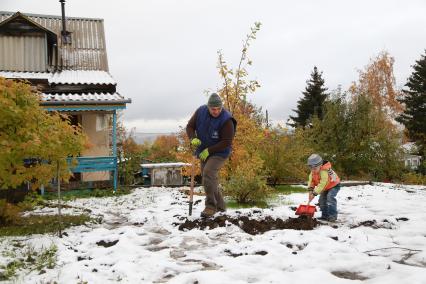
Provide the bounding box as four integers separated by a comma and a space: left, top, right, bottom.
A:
3, 0, 426, 133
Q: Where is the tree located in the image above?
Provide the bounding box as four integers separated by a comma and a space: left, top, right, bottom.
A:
150, 135, 179, 162
350, 51, 403, 119
116, 125, 144, 185
0, 77, 87, 189
396, 50, 426, 167
303, 88, 404, 180
289, 66, 329, 128
259, 127, 312, 185
215, 23, 273, 203
176, 23, 270, 203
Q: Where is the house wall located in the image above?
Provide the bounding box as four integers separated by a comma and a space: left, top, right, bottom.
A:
81, 113, 111, 181
151, 168, 183, 186
404, 155, 421, 170
0, 35, 47, 71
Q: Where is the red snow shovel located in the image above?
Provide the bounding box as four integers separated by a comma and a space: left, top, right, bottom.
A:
295, 202, 316, 217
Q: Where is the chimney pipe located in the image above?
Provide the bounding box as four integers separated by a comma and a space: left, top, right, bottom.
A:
60, 0, 66, 33
59, 0, 71, 44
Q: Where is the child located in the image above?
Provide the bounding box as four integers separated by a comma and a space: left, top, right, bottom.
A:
307, 154, 341, 221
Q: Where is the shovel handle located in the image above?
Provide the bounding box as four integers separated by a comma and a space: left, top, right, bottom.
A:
188, 156, 195, 216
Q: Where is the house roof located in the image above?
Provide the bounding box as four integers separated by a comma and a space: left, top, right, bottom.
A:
402, 142, 419, 154
40, 92, 131, 106
0, 11, 57, 40
0, 70, 116, 85
0, 11, 109, 71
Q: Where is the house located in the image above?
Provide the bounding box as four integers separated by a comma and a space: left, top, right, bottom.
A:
0, 5, 131, 191
141, 163, 191, 186
402, 142, 422, 170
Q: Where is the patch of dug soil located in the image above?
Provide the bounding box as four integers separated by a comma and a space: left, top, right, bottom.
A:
331, 271, 368, 281
350, 219, 393, 229
178, 215, 319, 235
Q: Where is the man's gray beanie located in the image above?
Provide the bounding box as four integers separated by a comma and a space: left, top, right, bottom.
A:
207, 93, 223, 108
307, 154, 323, 167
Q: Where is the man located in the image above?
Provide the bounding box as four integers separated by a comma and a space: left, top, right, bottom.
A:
186, 93, 237, 217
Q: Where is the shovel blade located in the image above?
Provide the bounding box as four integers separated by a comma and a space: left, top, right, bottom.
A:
295, 204, 316, 217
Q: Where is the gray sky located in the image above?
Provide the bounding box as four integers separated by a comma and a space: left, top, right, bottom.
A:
3, 0, 426, 132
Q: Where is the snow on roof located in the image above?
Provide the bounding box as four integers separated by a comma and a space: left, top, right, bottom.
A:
141, 162, 191, 168
0, 70, 116, 85
50, 70, 116, 85
402, 142, 418, 154
0, 71, 50, 80
41, 92, 128, 104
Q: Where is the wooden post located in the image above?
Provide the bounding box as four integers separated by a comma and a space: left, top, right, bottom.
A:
112, 111, 117, 192
57, 161, 62, 238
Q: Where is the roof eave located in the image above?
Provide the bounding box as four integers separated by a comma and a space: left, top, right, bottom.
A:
40, 99, 131, 106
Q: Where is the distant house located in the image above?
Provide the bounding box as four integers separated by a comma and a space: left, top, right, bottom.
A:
402, 142, 422, 170
0, 6, 131, 190
141, 163, 191, 186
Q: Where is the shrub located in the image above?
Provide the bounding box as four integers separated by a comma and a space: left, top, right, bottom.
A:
223, 158, 271, 204
401, 172, 426, 185
0, 199, 21, 225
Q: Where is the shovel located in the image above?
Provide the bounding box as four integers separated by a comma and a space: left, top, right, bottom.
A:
295, 201, 316, 217
188, 157, 195, 216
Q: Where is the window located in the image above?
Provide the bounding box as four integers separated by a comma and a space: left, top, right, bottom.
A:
96, 114, 107, 131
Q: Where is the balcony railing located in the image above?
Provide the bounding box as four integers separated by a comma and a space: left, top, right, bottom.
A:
68, 156, 117, 173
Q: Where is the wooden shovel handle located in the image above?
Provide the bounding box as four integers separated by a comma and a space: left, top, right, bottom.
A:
189, 157, 195, 203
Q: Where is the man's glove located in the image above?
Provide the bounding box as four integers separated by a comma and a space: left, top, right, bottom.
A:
199, 148, 209, 161
191, 138, 201, 147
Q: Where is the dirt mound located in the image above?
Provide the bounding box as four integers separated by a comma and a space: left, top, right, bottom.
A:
178, 215, 319, 235
350, 219, 394, 229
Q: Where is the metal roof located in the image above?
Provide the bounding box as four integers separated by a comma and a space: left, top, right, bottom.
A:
0, 70, 116, 85
0, 11, 109, 71
50, 70, 116, 85
0, 71, 50, 80
41, 92, 130, 105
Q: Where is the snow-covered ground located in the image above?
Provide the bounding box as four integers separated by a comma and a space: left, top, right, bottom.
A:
1, 183, 425, 284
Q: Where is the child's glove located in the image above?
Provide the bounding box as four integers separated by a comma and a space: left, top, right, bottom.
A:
308, 187, 318, 196
308, 192, 315, 203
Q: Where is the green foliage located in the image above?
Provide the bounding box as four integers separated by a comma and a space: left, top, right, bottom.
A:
0, 77, 87, 189
289, 66, 329, 128
0, 199, 21, 225
260, 127, 312, 184
0, 243, 57, 280
0, 214, 91, 237
17, 190, 47, 211
273, 185, 306, 194
223, 160, 271, 203
401, 172, 426, 185
116, 123, 151, 185
303, 90, 404, 180
396, 50, 426, 171
149, 135, 179, 162
42, 187, 132, 201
